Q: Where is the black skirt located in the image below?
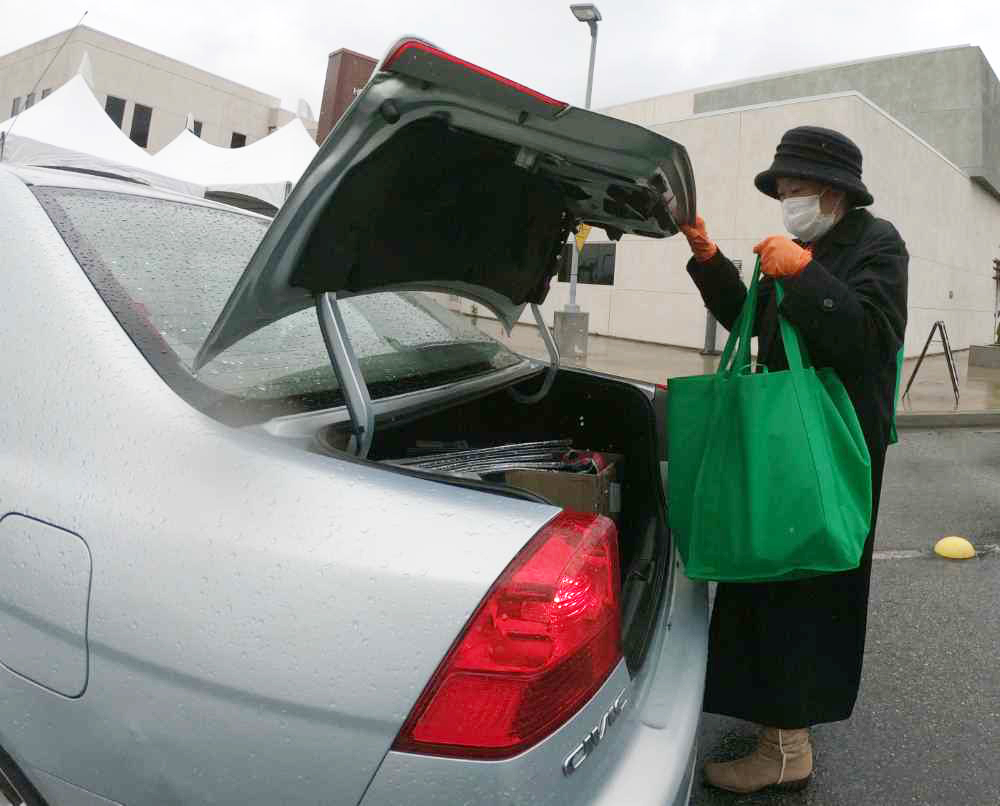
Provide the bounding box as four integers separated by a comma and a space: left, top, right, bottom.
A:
702, 451, 886, 728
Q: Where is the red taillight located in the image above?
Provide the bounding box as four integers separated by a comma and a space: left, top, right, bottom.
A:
383, 39, 568, 110
392, 512, 621, 760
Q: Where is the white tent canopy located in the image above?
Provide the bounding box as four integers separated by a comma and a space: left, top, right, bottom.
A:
77, 51, 96, 92
0, 75, 202, 196
1, 67, 317, 209
150, 118, 319, 209
1, 74, 155, 169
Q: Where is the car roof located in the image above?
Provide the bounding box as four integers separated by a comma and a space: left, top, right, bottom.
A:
0, 162, 269, 218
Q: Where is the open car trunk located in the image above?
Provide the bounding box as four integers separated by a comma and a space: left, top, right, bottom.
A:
195, 38, 690, 671
317, 368, 671, 673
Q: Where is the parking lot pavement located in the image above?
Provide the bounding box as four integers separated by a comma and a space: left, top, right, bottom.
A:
878, 429, 1000, 552
693, 429, 1000, 805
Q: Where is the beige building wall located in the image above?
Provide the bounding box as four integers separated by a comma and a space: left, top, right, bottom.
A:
0, 27, 311, 152
600, 90, 695, 128
459, 91, 999, 357
644, 92, 998, 356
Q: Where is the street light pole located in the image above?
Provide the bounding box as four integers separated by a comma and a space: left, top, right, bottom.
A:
584, 19, 598, 110
566, 5, 601, 313
554, 6, 603, 362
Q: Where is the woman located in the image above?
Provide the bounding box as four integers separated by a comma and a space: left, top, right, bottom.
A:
679, 126, 909, 794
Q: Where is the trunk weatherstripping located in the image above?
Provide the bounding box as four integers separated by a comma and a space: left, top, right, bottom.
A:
508, 303, 560, 405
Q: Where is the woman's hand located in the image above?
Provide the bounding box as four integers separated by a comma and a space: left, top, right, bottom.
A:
680, 216, 718, 263
753, 236, 812, 277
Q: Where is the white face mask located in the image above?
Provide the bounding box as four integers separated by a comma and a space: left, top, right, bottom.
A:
781, 191, 838, 242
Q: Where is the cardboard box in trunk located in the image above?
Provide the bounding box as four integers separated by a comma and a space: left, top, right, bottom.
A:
504, 454, 622, 521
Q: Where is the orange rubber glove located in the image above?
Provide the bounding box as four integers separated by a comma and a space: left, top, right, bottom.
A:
753, 236, 813, 278
680, 215, 718, 263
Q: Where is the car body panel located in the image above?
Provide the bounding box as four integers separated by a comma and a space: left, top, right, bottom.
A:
0, 514, 92, 697
26, 766, 124, 806
195, 38, 695, 369
360, 556, 708, 806
0, 166, 563, 803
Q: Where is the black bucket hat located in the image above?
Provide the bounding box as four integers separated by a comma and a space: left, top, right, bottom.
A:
755, 126, 873, 207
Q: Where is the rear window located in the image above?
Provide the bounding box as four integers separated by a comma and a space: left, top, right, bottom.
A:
34, 187, 522, 424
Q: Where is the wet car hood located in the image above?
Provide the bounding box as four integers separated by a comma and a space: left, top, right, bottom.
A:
195, 38, 695, 370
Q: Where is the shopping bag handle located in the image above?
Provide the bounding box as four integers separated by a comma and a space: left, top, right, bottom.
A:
717, 258, 816, 376
775, 281, 814, 371
717, 258, 762, 376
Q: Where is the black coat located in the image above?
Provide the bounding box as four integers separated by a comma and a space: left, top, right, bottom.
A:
686, 208, 909, 728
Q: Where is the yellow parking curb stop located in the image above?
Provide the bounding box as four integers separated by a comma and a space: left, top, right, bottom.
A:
933, 536, 976, 560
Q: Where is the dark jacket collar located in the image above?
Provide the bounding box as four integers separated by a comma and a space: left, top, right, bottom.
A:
809, 207, 870, 261
820, 207, 868, 246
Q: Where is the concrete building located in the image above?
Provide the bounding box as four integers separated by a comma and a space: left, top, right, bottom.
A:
513, 45, 1000, 357
0, 26, 317, 153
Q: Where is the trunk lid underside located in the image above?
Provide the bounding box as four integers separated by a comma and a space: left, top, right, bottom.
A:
195, 39, 695, 370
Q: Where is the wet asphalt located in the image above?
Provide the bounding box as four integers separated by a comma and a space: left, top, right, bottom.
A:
692, 428, 1000, 806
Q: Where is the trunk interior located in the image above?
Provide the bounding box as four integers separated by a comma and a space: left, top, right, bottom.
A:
321, 368, 671, 673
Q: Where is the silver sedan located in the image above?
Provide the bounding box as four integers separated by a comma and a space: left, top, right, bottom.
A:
0, 37, 707, 806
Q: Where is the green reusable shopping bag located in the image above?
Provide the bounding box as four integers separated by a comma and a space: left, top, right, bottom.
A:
666, 259, 872, 582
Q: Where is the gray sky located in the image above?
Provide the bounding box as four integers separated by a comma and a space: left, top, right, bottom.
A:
4, 0, 999, 114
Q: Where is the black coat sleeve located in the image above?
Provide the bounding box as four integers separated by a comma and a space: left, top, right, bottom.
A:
778, 221, 908, 378
686, 250, 773, 336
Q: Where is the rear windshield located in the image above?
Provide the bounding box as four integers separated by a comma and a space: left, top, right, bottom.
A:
34, 187, 522, 424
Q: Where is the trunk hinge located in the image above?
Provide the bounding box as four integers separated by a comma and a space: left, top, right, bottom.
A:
508, 303, 560, 405
316, 292, 374, 458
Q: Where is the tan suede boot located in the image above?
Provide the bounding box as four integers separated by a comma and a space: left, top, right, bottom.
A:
704, 727, 813, 794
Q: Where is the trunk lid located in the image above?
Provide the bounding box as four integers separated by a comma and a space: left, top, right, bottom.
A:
195, 38, 695, 370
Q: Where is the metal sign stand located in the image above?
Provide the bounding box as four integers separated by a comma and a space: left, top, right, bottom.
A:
902, 320, 960, 408
993, 257, 1000, 344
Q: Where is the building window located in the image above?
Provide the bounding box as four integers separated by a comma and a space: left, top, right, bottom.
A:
192, 120, 203, 138
41, 88, 52, 99
10, 97, 21, 116
557, 242, 616, 286
105, 95, 126, 128
129, 103, 153, 148
25, 92, 35, 108
230, 132, 247, 148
